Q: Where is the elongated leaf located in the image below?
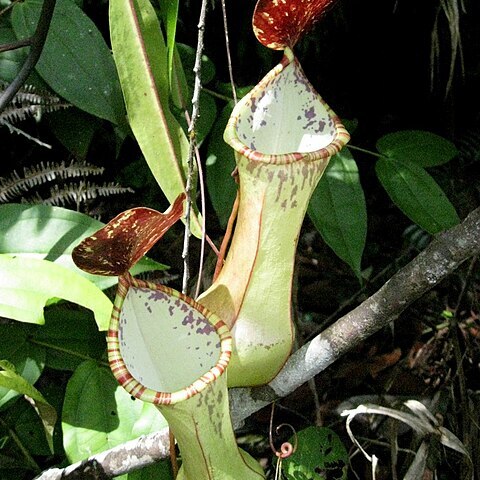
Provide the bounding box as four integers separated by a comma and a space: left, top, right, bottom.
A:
0, 255, 111, 330
376, 158, 460, 234
0, 360, 49, 405
170, 43, 189, 110
0, 324, 45, 410
0, 361, 56, 452
109, 0, 202, 237
206, 103, 237, 227
12, 399, 54, 455
159, 0, 179, 88
0, 204, 168, 290
11, 0, 125, 124
308, 148, 367, 278
62, 360, 167, 462
376, 130, 458, 167
403, 441, 429, 480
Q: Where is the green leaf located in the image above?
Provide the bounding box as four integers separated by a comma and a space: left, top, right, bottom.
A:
0, 323, 45, 409
206, 102, 238, 228
158, 0, 179, 89
62, 360, 168, 462
174, 90, 217, 146
125, 461, 173, 480
170, 43, 189, 110
0, 360, 49, 405
376, 158, 460, 234
376, 130, 458, 167
35, 305, 106, 371
0, 27, 26, 83
14, 404, 52, 456
109, 0, 202, 238
0, 255, 112, 330
0, 370, 56, 454
170, 43, 217, 144
47, 108, 101, 159
0, 203, 168, 291
308, 148, 367, 279
176, 42, 216, 86
282, 426, 348, 480
11, 0, 125, 124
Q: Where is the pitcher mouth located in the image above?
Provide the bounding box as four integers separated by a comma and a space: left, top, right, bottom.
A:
224, 48, 349, 165
107, 274, 232, 405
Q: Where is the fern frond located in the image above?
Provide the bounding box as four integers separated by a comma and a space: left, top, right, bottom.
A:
38, 181, 134, 207
0, 82, 70, 125
23, 161, 105, 186
1, 155, 134, 212
0, 161, 106, 202
0, 171, 25, 202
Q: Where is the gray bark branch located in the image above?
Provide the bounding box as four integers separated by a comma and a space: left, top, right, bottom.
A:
35, 206, 480, 479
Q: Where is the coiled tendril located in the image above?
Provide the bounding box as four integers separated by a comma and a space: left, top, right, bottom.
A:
269, 402, 298, 479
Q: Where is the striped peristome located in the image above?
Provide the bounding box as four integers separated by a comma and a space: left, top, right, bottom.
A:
107, 273, 232, 405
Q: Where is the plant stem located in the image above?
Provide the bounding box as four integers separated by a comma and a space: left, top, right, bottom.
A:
347, 144, 386, 159
202, 87, 233, 102
28, 339, 110, 368
181, 0, 208, 295
0, 416, 41, 474
220, 0, 237, 105
0, 37, 32, 53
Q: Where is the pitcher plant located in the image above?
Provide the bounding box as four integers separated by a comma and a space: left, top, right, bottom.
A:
72, 194, 265, 479
72, 0, 348, 476
198, 0, 349, 386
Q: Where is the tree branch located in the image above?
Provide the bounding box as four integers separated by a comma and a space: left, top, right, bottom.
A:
230, 205, 480, 422
0, 37, 32, 54
0, 0, 57, 113
35, 206, 480, 479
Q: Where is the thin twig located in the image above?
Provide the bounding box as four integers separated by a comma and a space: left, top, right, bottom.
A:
220, 0, 237, 104
0, 416, 41, 474
0, 0, 23, 18
181, 0, 209, 295
0, 37, 32, 53
0, 0, 57, 113
203, 86, 234, 102
180, 107, 207, 299
347, 144, 385, 159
